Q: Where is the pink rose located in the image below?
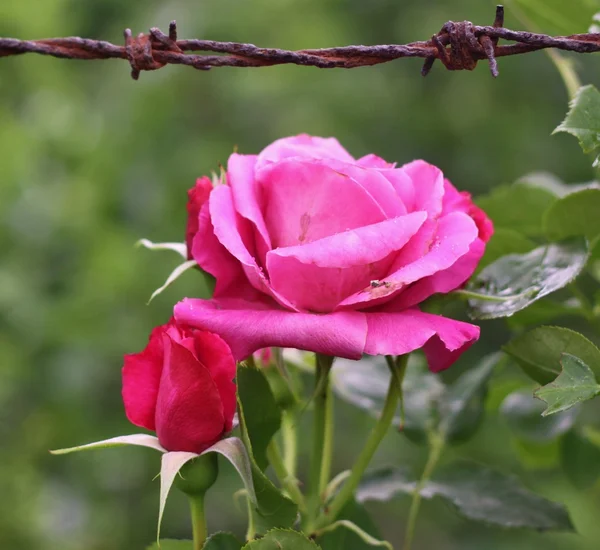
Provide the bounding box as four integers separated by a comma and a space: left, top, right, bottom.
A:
175, 135, 492, 372
186, 176, 214, 259
122, 319, 236, 453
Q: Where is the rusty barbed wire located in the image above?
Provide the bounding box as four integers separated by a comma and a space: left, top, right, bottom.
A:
1, 6, 600, 81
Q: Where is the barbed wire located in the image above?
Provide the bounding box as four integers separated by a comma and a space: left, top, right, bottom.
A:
1, 6, 600, 80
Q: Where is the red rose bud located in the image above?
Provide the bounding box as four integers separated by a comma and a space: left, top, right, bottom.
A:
186, 176, 213, 259
122, 319, 236, 454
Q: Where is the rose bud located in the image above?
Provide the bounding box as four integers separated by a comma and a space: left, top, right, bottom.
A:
122, 319, 236, 454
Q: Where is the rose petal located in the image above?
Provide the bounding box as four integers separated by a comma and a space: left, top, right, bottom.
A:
258, 159, 387, 248
191, 331, 237, 432
364, 309, 480, 371
122, 325, 165, 431
267, 213, 427, 311
340, 211, 478, 308
356, 154, 394, 169
256, 134, 355, 168
156, 334, 226, 453
186, 176, 213, 259
174, 298, 368, 360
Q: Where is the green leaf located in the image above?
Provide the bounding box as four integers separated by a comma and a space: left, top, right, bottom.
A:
146, 540, 192, 550
475, 182, 557, 237
535, 354, 600, 415
560, 430, 600, 489
137, 238, 187, 259
438, 353, 500, 444
237, 382, 297, 533
203, 532, 243, 549
476, 228, 536, 273
500, 389, 579, 441
242, 529, 321, 549
318, 500, 383, 550
505, 326, 600, 384
465, 238, 589, 320
554, 85, 600, 161
357, 462, 574, 532
506, 299, 581, 330
237, 364, 282, 470
510, 0, 600, 35
544, 188, 600, 243
50, 433, 166, 455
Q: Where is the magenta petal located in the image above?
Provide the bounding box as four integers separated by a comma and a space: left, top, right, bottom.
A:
340, 212, 478, 308
191, 331, 237, 433
401, 160, 445, 217
356, 154, 394, 169
267, 213, 427, 311
174, 298, 368, 360
256, 134, 355, 168
155, 334, 226, 453
258, 159, 387, 248
364, 310, 480, 371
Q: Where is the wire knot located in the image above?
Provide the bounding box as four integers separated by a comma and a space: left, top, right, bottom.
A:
124, 21, 183, 80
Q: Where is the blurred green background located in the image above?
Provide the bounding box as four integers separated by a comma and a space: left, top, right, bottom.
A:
1, 1, 600, 549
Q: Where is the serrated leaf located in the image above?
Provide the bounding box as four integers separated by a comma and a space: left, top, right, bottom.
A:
511, 0, 600, 36
505, 326, 600, 384
137, 239, 188, 259
203, 532, 243, 549
465, 238, 589, 320
438, 353, 500, 443
535, 354, 600, 415
148, 259, 197, 304
357, 462, 574, 532
237, 384, 297, 533
475, 182, 557, 237
242, 529, 321, 549
146, 540, 192, 550
476, 228, 536, 273
544, 188, 600, 243
500, 389, 579, 442
237, 364, 281, 470
318, 500, 382, 550
50, 433, 166, 455
554, 85, 600, 162
560, 430, 600, 489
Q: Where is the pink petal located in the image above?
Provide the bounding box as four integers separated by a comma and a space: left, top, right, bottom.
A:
191, 331, 237, 433
401, 160, 445, 217
356, 154, 394, 169
256, 134, 355, 168
122, 325, 165, 431
267, 213, 427, 311
156, 334, 226, 453
258, 159, 387, 248
186, 177, 213, 259
364, 309, 480, 371
340, 212, 478, 308
174, 298, 368, 360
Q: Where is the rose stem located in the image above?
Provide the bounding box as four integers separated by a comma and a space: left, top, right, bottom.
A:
188, 493, 208, 550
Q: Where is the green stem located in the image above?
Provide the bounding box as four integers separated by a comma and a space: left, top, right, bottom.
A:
267, 439, 307, 514
402, 432, 445, 550
189, 493, 208, 550
246, 496, 256, 541
282, 410, 298, 477
320, 380, 335, 497
306, 353, 335, 529
314, 354, 408, 531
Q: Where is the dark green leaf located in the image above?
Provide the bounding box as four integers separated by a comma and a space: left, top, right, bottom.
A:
560, 430, 600, 489
554, 85, 600, 161
357, 462, 574, 532
465, 238, 589, 320
237, 380, 297, 533
203, 532, 242, 549
504, 326, 600, 384
512, 0, 600, 35
544, 188, 600, 242
242, 529, 321, 549
535, 354, 600, 415
438, 353, 500, 444
513, 438, 561, 470
237, 364, 282, 470
475, 182, 556, 237
476, 228, 536, 273
146, 541, 192, 550
318, 500, 381, 550
506, 299, 581, 330
500, 389, 578, 442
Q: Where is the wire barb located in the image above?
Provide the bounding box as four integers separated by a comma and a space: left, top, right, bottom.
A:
1, 7, 600, 80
